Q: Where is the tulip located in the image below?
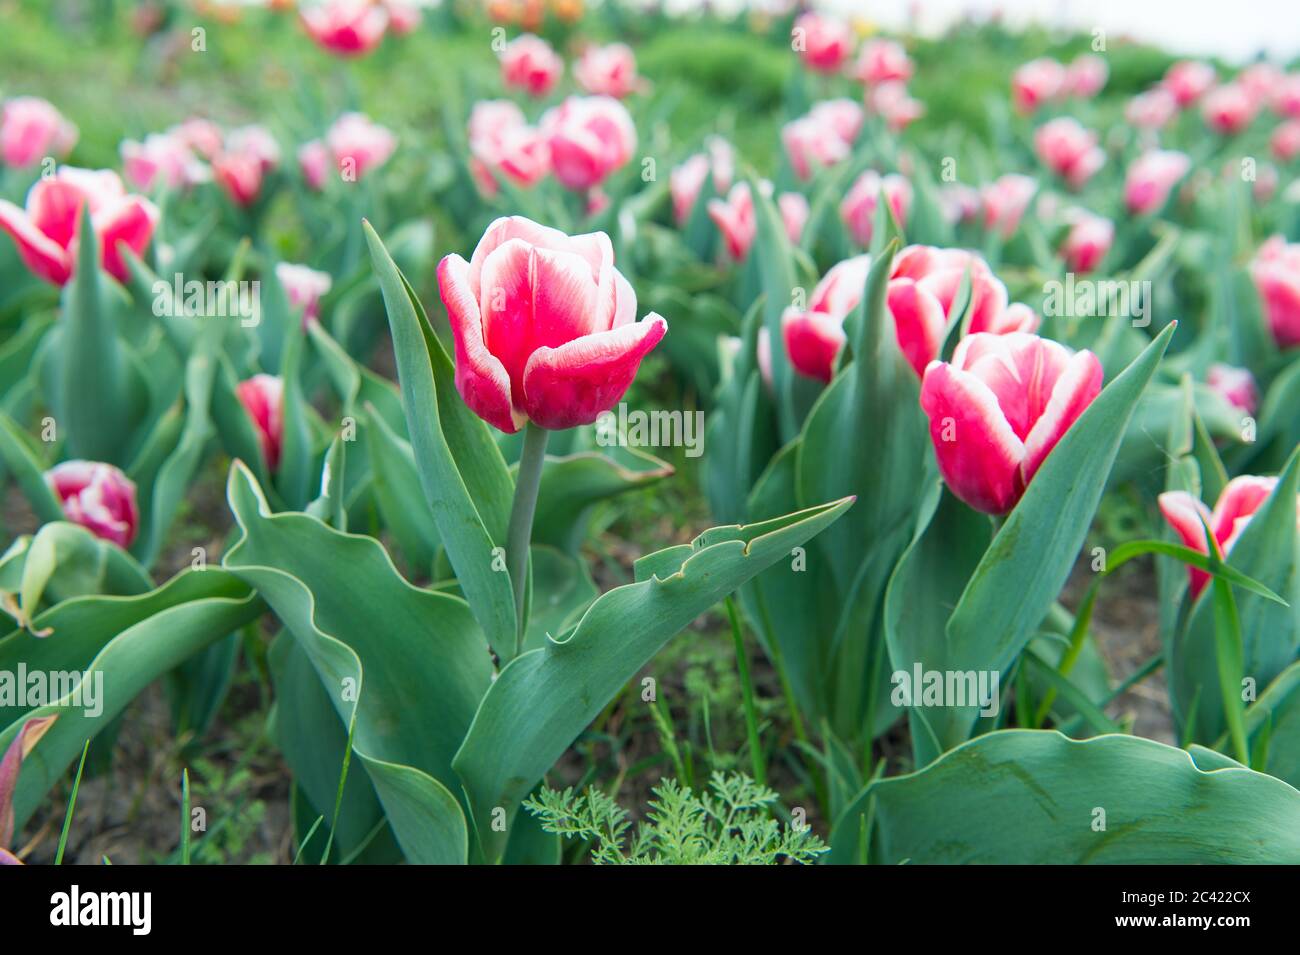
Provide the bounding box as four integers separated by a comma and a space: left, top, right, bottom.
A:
300, 0, 388, 57
1125, 88, 1178, 130
45, 461, 139, 548
809, 98, 865, 146
540, 96, 636, 191
1159, 476, 1298, 597
276, 262, 332, 326
237, 374, 285, 472
939, 183, 981, 225
792, 13, 855, 74
120, 132, 209, 192
574, 42, 643, 99
1059, 211, 1114, 274
326, 111, 397, 181
981, 174, 1037, 238
0, 96, 78, 168
854, 39, 913, 86
1271, 120, 1300, 162
226, 125, 282, 171
500, 34, 564, 98
708, 182, 760, 262
1034, 117, 1104, 189
1238, 62, 1282, 108
1274, 74, 1300, 119
840, 170, 911, 248
383, 0, 422, 35
436, 216, 666, 434
890, 245, 1023, 339
1202, 84, 1258, 135
1163, 60, 1216, 106
0, 167, 158, 286
1124, 150, 1190, 214
670, 136, 734, 225
1064, 54, 1108, 98
869, 82, 925, 132
212, 151, 265, 206
1206, 363, 1259, 415
172, 117, 224, 160
782, 114, 851, 181
920, 333, 1102, 514
298, 139, 330, 191
779, 192, 810, 246
780, 256, 871, 383
1250, 236, 1300, 348
1011, 58, 1066, 114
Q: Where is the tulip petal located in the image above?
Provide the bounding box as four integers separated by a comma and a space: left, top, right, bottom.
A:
1158, 490, 1214, 596
521, 315, 667, 429
887, 278, 946, 376
1020, 348, 1103, 484
438, 253, 519, 434
93, 196, 159, 283
0, 198, 73, 285
1211, 475, 1279, 547
782, 309, 845, 383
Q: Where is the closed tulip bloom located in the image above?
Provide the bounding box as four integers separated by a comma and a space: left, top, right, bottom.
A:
1034, 117, 1104, 189
708, 181, 760, 261
121, 132, 209, 192
298, 139, 330, 191
574, 43, 642, 99
226, 125, 282, 171
500, 34, 564, 98
1124, 150, 1190, 214
384, 0, 422, 35
1274, 74, 1300, 118
782, 114, 851, 181
1059, 211, 1114, 274
326, 112, 397, 181
939, 183, 981, 224
237, 374, 285, 472
1206, 363, 1259, 415
0, 167, 158, 286
541, 96, 636, 191
792, 13, 855, 74
809, 98, 865, 146
779, 192, 810, 246
781, 255, 871, 382
981, 174, 1037, 238
1011, 58, 1066, 114
172, 117, 224, 160
840, 170, 911, 247
920, 332, 1102, 514
212, 150, 264, 206
1163, 60, 1216, 106
1159, 476, 1298, 597
276, 262, 332, 326
301, 0, 388, 57
891, 245, 1020, 337
1250, 236, 1300, 348
437, 216, 667, 433
1125, 88, 1178, 130
1271, 120, 1300, 162
0, 97, 78, 168
855, 39, 913, 85
869, 82, 926, 132
45, 461, 139, 548
670, 137, 734, 225
1202, 84, 1258, 134
1064, 54, 1108, 98
1238, 62, 1282, 107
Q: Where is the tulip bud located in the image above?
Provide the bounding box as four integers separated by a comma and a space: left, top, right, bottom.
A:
1206, 363, 1259, 415
1034, 117, 1104, 190
45, 461, 140, 548
500, 34, 564, 98
1012, 58, 1066, 114
1124, 150, 1191, 215
574, 43, 643, 99
300, 0, 389, 58
540, 96, 636, 192
276, 262, 332, 326
792, 13, 855, 74
0, 96, 78, 168
1249, 236, 1300, 348
237, 374, 285, 472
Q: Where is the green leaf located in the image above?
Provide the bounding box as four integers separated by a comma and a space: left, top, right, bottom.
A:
0, 412, 62, 526
18, 522, 152, 617
531, 446, 674, 554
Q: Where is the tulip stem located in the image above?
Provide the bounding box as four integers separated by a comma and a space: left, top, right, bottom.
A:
506, 422, 550, 661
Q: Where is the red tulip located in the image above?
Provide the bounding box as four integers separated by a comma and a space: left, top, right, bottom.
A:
1064, 54, 1108, 99
437, 216, 666, 433
276, 262, 332, 326
1059, 211, 1114, 274
237, 374, 285, 472
792, 13, 855, 74
1163, 60, 1216, 107
1206, 363, 1259, 415
920, 332, 1102, 514
1034, 117, 1104, 190
500, 34, 564, 98
0, 167, 158, 286
670, 137, 733, 225
1271, 120, 1300, 162
781, 255, 872, 382
1250, 236, 1300, 348
541, 96, 636, 192
1011, 58, 1066, 114
1159, 476, 1298, 597
854, 39, 913, 86
300, 0, 388, 57
45, 460, 139, 548
981, 174, 1037, 238
1202, 84, 1258, 135
326, 111, 397, 181
0, 96, 77, 168
1124, 150, 1190, 214
1125, 88, 1178, 130
840, 170, 911, 247
574, 43, 643, 99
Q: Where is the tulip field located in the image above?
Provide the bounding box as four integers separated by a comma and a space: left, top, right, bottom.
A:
1, 0, 1300, 872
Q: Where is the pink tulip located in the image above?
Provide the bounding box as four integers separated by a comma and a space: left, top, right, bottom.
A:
1250, 235, 1300, 348
468, 100, 550, 190
670, 137, 734, 225
120, 132, 209, 192
237, 374, 285, 472
792, 13, 855, 74
45, 461, 139, 548
939, 183, 981, 225
981, 174, 1037, 238
326, 112, 396, 181
1124, 150, 1190, 214
782, 114, 851, 181
891, 245, 1024, 339
0, 97, 77, 168
708, 182, 760, 261
172, 118, 224, 160
298, 139, 330, 191
1202, 84, 1258, 135
227, 125, 281, 171
500, 34, 564, 98
1238, 62, 1282, 108
1159, 476, 1298, 597
574, 43, 643, 99
383, 0, 422, 35
920, 332, 1103, 514
1274, 74, 1300, 118
276, 262, 332, 326
840, 170, 911, 247
1059, 210, 1114, 274
1011, 58, 1066, 114
781, 255, 871, 383
810, 98, 865, 146
1206, 363, 1259, 415
213, 151, 265, 206
1125, 88, 1178, 130
437, 216, 667, 433
869, 82, 925, 132
540, 96, 636, 191
0, 167, 158, 286
855, 39, 913, 86
300, 0, 388, 57
1271, 120, 1300, 162
1163, 60, 1216, 107
1064, 54, 1108, 99
1034, 117, 1104, 189
779, 192, 810, 246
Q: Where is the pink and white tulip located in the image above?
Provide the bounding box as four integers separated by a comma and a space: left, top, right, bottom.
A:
781, 255, 871, 383
276, 262, 332, 326
779, 192, 810, 246
1125, 150, 1190, 214
121, 132, 209, 192
0, 97, 77, 168
45, 461, 139, 548
1059, 210, 1114, 274
500, 34, 564, 98
792, 13, 855, 74
467, 100, 550, 191
840, 170, 911, 248
436, 216, 667, 433
541, 96, 636, 192
1163, 60, 1216, 107
1011, 58, 1066, 114
1125, 88, 1178, 131
237, 374, 285, 472
325, 112, 397, 181
1206, 363, 1259, 415
1064, 54, 1108, 98
670, 137, 734, 225
1271, 120, 1300, 162
869, 82, 925, 132
1034, 117, 1104, 189
782, 114, 851, 182
1250, 236, 1300, 348
300, 0, 388, 57
1202, 84, 1258, 135
574, 43, 643, 99
981, 174, 1037, 238
854, 39, 913, 85
1274, 74, 1300, 119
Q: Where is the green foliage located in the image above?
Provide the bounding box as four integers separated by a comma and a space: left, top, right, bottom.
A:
524, 771, 826, 865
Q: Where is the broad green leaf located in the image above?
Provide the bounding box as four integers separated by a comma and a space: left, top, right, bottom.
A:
0, 412, 62, 527
18, 522, 152, 617
531, 446, 674, 554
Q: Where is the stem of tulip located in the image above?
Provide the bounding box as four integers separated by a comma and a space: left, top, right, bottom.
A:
506, 422, 550, 662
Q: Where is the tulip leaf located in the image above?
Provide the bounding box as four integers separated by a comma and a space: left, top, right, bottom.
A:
531, 446, 674, 554
361, 406, 440, 571
828, 729, 1300, 863
18, 521, 152, 617
0, 411, 63, 528
746, 171, 799, 441
452, 495, 854, 862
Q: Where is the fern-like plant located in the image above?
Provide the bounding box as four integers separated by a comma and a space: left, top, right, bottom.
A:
524, 771, 826, 865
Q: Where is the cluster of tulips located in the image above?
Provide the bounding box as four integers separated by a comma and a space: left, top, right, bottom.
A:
0, 0, 1299, 866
